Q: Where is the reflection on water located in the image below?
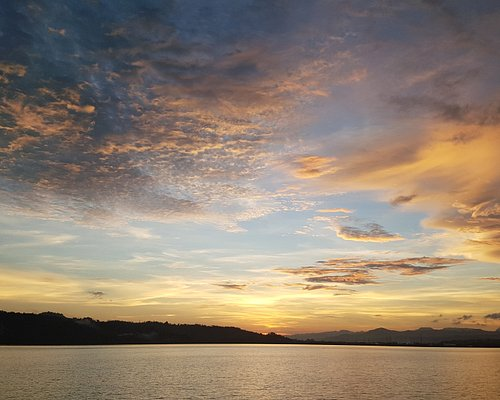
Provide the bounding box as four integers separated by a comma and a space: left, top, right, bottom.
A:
1, 344, 499, 399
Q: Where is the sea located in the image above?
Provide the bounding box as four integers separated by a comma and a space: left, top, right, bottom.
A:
1, 344, 499, 399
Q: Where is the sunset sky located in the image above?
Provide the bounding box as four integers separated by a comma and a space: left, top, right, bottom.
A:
1, 0, 499, 334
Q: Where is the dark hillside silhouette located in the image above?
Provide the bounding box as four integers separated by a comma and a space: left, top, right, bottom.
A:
0, 311, 293, 345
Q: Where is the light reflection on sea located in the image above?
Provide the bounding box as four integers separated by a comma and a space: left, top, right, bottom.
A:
1, 344, 499, 399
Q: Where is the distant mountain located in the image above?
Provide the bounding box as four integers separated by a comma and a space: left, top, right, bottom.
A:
0, 311, 294, 345
289, 330, 353, 342
289, 327, 500, 347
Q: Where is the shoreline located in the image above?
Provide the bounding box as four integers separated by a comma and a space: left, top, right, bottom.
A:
2, 342, 499, 348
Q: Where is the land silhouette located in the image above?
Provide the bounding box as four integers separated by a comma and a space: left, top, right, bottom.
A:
1, 311, 499, 347
289, 327, 500, 347
0, 311, 292, 345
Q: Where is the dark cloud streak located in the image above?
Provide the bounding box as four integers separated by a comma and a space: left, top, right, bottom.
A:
391, 194, 417, 206
214, 283, 247, 291
335, 223, 403, 242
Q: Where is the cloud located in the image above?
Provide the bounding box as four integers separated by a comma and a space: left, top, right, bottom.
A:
285, 283, 357, 295
335, 223, 403, 242
430, 313, 454, 325
389, 95, 500, 126
431, 198, 500, 262
391, 194, 417, 206
306, 271, 376, 285
47, 27, 66, 36
282, 3, 500, 262
0, 230, 77, 248
214, 283, 248, 291
312, 123, 500, 260
0, 62, 26, 83
1, 1, 499, 261
308, 214, 403, 243
317, 208, 353, 214
480, 277, 500, 282
484, 313, 500, 320
293, 156, 338, 179
108, 226, 160, 240
89, 291, 105, 298
2, 1, 362, 231
277, 256, 466, 289
453, 314, 473, 325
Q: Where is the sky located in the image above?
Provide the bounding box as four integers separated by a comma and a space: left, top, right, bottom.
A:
1, 0, 499, 334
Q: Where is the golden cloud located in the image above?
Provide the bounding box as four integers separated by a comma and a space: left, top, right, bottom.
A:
317, 208, 353, 213
309, 123, 500, 261
293, 156, 338, 179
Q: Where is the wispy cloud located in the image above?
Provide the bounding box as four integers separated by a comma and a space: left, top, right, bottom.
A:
0, 230, 77, 248
292, 156, 338, 179
390, 195, 417, 207
214, 283, 248, 291
317, 208, 353, 214
453, 314, 473, 324
277, 257, 467, 288
306, 271, 376, 286
108, 226, 160, 240
335, 223, 403, 243
285, 283, 357, 295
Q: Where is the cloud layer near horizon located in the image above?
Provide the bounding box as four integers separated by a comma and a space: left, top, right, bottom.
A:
277, 257, 468, 286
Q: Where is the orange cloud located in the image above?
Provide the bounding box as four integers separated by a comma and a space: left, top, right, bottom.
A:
293, 156, 338, 179
312, 124, 500, 261
66, 103, 95, 114
0, 63, 26, 78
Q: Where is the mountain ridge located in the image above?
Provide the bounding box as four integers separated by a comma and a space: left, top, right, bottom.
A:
288, 326, 500, 346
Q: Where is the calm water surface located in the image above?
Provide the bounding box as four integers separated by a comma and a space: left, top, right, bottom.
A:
1, 344, 499, 399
